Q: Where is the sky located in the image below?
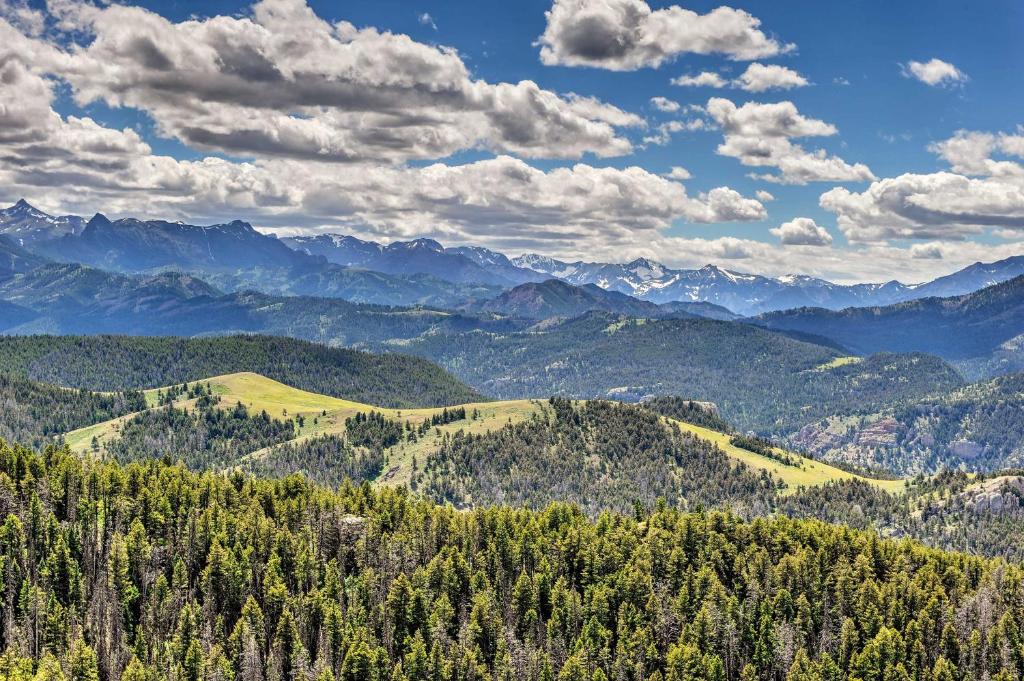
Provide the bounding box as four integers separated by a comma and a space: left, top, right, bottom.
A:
1, 0, 1023, 283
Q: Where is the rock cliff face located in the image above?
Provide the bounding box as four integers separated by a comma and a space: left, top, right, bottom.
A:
854, 417, 902, 447
949, 439, 984, 459
959, 476, 1024, 515
791, 422, 845, 453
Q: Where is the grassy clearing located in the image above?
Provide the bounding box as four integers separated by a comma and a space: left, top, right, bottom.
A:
812, 356, 863, 371
667, 419, 906, 493
66, 371, 905, 494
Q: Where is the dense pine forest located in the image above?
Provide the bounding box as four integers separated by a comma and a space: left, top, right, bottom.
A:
253, 435, 386, 489
0, 375, 145, 449
1, 440, 1023, 681
0, 335, 482, 408
414, 398, 779, 517
101, 395, 298, 473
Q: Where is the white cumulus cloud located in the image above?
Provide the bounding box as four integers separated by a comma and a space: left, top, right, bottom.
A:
902, 58, 967, 87
820, 127, 1024, 244
28, 0, 640, 163
538, 0, 792, 71
650, 96, 681, 112
733, 63, 808, 92
672, 63, 808, 92
770, 217, 833, 246
671, 71, 729, 88
706, 98, 874, 184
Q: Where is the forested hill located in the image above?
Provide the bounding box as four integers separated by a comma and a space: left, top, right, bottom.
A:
390, 312, 964, 433
0, 374, 145, 448
0, 335, 482, 407
1, 441, 1022, 681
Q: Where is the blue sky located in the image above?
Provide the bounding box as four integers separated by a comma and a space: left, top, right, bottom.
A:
3, 0, 1024, 282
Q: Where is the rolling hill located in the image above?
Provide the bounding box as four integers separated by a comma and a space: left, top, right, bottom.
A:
0, 334, 483, 407
62, 371, 901, 501
3, 367, 1021, 561
50, 371, 1024, 562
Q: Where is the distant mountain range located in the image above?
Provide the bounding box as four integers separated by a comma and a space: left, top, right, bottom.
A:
466, 278, 739, 320
284, 234, 545, 287
0, 263, 519, 342
285, 228, 1024, 315
511, 253, 1024, 315
3, 200, 1024, 317
755, 276, 1024, 376
1, 202, 499, 308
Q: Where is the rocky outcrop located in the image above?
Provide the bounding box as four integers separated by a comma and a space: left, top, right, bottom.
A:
961, 476, 1024, 516
791, 422, 844, 455
949, 439, 983, 459
854, 417, 902, 448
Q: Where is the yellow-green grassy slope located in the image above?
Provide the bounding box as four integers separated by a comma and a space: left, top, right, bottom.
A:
667, 420, 905, 493
66, 372, 543, 486
65, 371, 904, 493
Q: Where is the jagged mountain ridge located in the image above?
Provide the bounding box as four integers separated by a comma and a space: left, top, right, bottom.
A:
287, 231, 1024, 315
0, 202, 500, 308
466, 278, 739, 320
283, 233, 546, 287
512, 254, 1024, 315
0, 199, 85, 246
4, 200, 1024, 315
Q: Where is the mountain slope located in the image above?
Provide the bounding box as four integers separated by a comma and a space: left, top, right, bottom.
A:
0, 299, 39, 330
0, 264, 254, 336
469, 279, 740, 320
754, 275, 1024, 370
791, 371, 1024, 475
0, 234, 48, 276
284, 233, 544, 286
0, 335, 483, 407
0, 199, 85, 246
471, 279, 663, 318
911, 255, 1024, 298
386, 312, 964, 432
